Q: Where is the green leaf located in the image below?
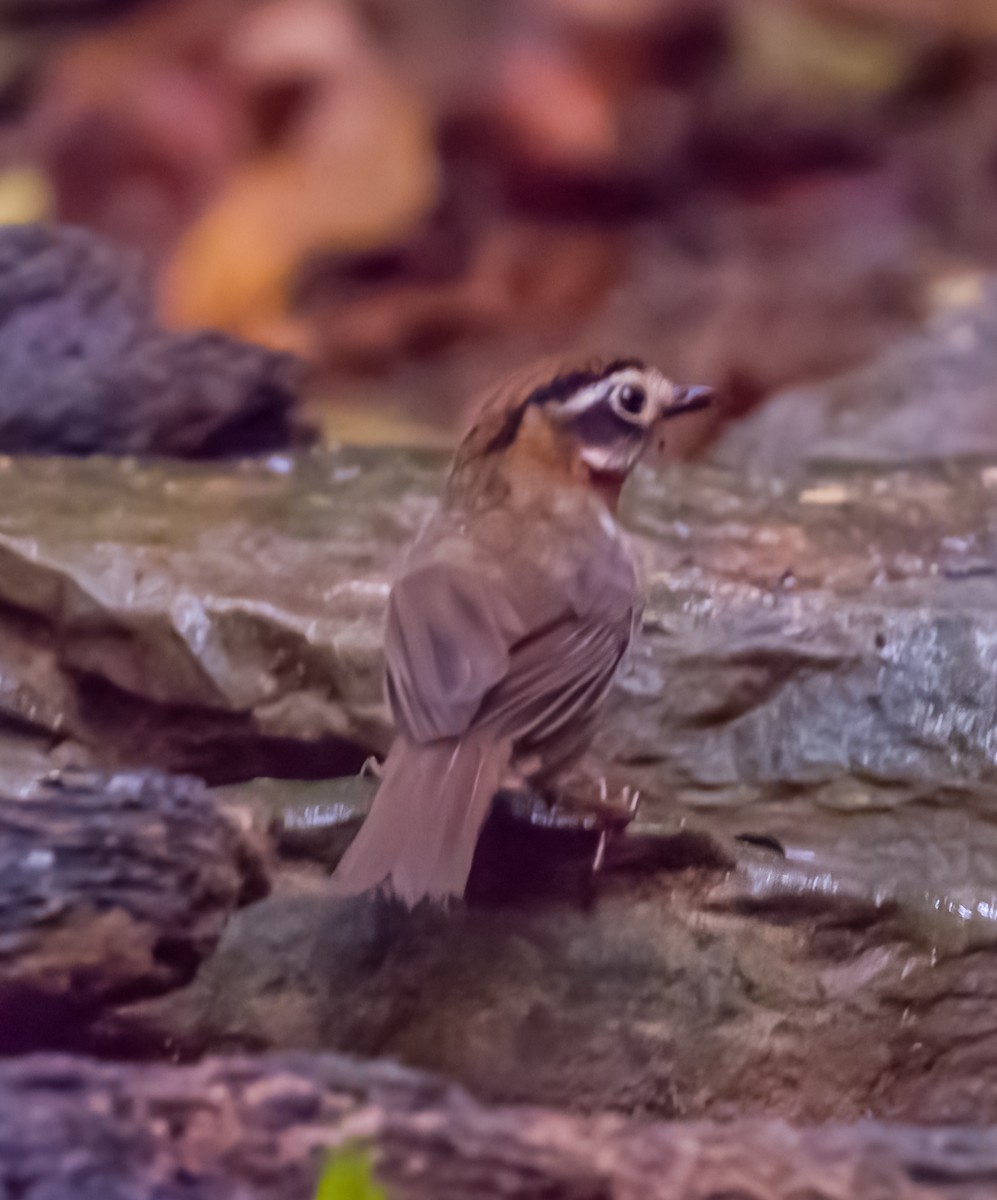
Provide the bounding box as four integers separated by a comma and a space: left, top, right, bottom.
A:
314, 1148, 387, 1200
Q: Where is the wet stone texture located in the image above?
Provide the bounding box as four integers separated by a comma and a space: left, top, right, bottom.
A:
0, 440, 992, 1124
0, 449, 428, 781
3, 1052, 997, 1200
0, 768, 267, 1053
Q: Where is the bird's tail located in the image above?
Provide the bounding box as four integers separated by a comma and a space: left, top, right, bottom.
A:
331, 732, 512, 906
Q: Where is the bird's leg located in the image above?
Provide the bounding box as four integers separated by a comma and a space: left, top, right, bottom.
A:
500, 757, 640, 874
592, 828, 607, 874
538, 773, 641, 872
573, 780, 641, 827
536, 763, 642, 824
587, 785, 640, 873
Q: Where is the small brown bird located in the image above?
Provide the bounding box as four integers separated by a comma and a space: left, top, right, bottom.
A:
332, 358, 711, 905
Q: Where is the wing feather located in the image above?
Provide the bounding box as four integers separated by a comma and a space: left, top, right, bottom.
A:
384, 529, 635, 752
385, 562, 516, 743
479, 616, 627, 748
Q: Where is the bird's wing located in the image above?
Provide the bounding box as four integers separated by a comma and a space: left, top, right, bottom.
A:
385, 560, 518, 743
475, 610, 630, 750
385, 549, 634, 748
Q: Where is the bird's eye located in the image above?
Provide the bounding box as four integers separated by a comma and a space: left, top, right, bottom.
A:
616, 384, 646, 416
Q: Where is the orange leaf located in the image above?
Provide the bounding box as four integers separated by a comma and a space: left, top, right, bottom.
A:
161, 0, 439, 346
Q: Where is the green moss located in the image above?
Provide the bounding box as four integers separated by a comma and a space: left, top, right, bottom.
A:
315, 1148, 386, 1200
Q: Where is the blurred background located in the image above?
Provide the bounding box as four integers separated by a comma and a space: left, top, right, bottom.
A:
2, 0, 997, 449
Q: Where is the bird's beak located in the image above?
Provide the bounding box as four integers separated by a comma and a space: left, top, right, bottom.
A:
662, 385, 714, 420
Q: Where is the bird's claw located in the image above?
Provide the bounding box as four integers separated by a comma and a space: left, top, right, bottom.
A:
589, 784, 639, 874
360, 755, 384, 781
583, 780, 641, 827
592, 829, 607, 874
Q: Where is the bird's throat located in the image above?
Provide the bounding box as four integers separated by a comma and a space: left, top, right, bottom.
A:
506, 407, 626, 511
585, 466, 626, 512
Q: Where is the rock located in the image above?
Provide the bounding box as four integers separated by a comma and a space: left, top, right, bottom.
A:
3, 445, 980, 1123
3, 447, 997, 1116
0, 449, 421, 780
3, 0, 143, 21
225, 775, 376, 869
0, 769, 267, 1052
0, 445, 993, 816
99, 801, 997, 1122
712, 275, 997, 474
99, 855, 776, 1117
0, 224, 308, 456
616, 457, 997, 809
3, 1051, 997, 1200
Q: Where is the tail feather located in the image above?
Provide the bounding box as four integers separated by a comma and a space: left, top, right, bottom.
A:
331, 733, 511, 906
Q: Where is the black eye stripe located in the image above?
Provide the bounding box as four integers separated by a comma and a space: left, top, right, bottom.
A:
525, 369, 604, 408
523, 358, 646, 409
481, 358, 648, 455
570, 397, 644, 447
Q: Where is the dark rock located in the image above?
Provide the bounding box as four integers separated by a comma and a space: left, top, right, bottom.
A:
103, 807, 997, 1121
712, 277, 997, 474
100, 867, 771, 1116
1, 0, 145, 24
248, 776, 376, 869
3, 1051, 997, 1200
0, 224, 308, 456
0, 769, 267, 1052
252, 775, 679, 894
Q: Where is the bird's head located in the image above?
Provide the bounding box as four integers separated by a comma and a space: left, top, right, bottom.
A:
453, 358, 713, 508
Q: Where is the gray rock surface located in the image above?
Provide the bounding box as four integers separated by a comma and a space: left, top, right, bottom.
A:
712, 278, 997, 473
0, 224, 308, 456
0, 449, 420, 780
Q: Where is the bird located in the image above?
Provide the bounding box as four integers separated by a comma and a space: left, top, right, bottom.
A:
331, 357, 712, 906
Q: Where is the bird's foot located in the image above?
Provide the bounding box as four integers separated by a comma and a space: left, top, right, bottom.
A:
588, 788, 639, 874
581, 779, 641, 829
541, 779, 639, 873
592, 828, 608, 873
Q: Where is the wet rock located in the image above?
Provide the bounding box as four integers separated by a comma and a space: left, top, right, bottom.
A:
1, 448, 993, 852
0, 224, 308, 456
103, 806, 997, 1121
617, 459, 997, 820
712, 275, 997, 473
16, 446, 985, 1121
236, 775, 376, 870
100, 864, 785, 1116
244, 774, 694, 889
0, 450, 419, 780
0, 768, 267, 1052
3, 447, 997, 1116
3, 1051, 997, 1200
